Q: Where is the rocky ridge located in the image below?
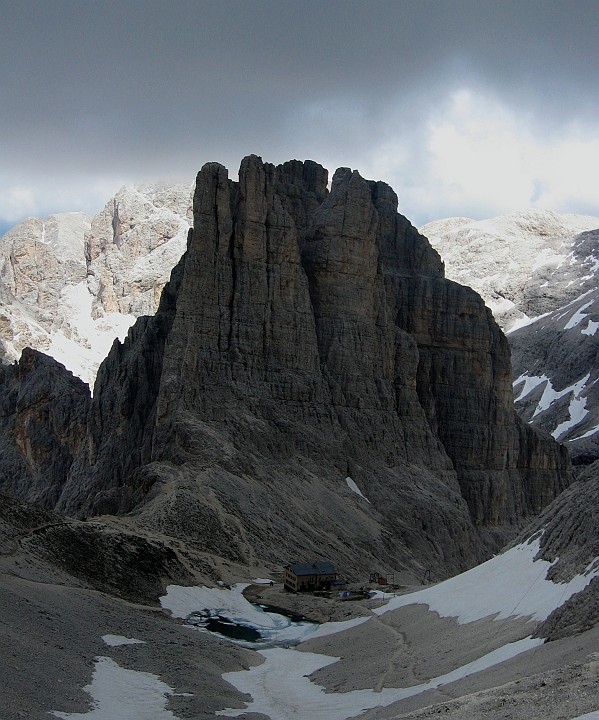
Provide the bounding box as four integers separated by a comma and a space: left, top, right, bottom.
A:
0, 157, 571, 581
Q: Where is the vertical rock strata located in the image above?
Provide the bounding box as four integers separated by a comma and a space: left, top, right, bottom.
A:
1, 157, 571, 578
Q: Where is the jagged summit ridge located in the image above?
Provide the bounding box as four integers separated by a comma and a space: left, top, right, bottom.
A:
0, 157, 571, 580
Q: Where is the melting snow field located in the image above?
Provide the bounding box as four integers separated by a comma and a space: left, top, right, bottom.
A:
160, 582, 321, 646
52, 538, 599, 720
217, 638, 542, 720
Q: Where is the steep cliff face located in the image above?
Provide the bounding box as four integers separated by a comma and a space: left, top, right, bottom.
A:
0, 157, 572, 579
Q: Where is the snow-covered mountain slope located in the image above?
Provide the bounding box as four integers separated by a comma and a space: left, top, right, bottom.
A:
0, 184, 192, 387
421, 210, 599, 332
163, 500, 599, 720
510, 286, 599, 463
422, 211, 599, 463
0, 212, 90, 364
4, 435, 599, 719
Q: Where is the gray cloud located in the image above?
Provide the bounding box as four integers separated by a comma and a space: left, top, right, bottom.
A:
2, 0, 599, 226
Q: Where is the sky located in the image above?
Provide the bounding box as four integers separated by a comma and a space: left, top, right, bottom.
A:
2, 0, 599, 231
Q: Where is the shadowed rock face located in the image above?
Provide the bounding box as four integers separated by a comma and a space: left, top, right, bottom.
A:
0, 349, 90, 507
0, 157, 572, 579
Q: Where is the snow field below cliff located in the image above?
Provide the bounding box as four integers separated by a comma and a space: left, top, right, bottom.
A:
373, 537, 599, 623
214, 538, 599, 719
47, 280, 135, 389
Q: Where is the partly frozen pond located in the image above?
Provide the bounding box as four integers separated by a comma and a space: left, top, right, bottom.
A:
185, 602, 319, 647
161, 582, 321, 647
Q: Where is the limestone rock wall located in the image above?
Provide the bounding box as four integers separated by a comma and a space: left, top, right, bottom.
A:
0, 157, 573, 580
0, 213, 90, 364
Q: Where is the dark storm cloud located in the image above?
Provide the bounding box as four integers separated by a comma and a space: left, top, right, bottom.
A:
2, 0, 599, 223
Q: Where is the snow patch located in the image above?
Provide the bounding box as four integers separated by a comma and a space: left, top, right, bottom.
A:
553, 393, 590, 440
374, 537, 599, 624
345, 476, 370, 503
532, 373, 590, 420
582, 319, 599, 336
513, 373, 548, 402
51, 656, 179, 719
564, 300, 595, 330
101, 635, 145, 647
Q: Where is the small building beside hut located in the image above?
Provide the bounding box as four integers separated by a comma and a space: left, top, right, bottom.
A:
284, 561, 338, 592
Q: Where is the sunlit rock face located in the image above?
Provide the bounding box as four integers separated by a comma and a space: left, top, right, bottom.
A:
0, 185, 192, 387
86, 183, 192, 318
0, 212, 90, 365
0, 158, 571, 580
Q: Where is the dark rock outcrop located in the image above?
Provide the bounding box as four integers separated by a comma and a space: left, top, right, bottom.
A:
0, 349, 90, 508
0, 157, 572, 580
0, 492, 196, 603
